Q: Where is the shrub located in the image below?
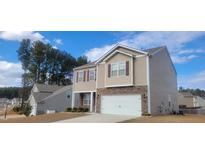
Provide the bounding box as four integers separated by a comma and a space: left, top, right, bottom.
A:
66, 107, 72, 112
13, 103, 32, 117
21, 103, 32, 116
83, 108, 89, 112
66, 107, 90, 112
13, 106, 21, 112
142, 112, 151, 116
172, 111, 177, 115
77, 107, 84, 112
178, 110, 184, 115
72, 107, 78, 112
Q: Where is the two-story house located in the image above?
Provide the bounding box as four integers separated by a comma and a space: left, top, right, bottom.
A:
72, 44, 178, 116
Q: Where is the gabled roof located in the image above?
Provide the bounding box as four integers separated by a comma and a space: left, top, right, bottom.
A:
73, 61, 97, 70
41, 85, 72, 102
96, 44, 147, 64
32, 84, 73, 104
74, 44, 148, 70
73, 44, 176, 75
35, 83, 64, 93
32, 92, 52, 103
144, 46, 177, 75
144, 46, 166, 54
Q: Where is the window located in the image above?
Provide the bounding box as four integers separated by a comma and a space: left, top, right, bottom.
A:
83, 94, 90, 106
111, 62, 126, 77
89, 69, 95, 80
118, 62, 126, 76
111, 63, 118, 77
78, 71, 84, 82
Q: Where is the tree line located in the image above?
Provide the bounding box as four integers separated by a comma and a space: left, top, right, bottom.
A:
179, 87, 205, 97
0, 87, 31, 100
17, 39, 88, 86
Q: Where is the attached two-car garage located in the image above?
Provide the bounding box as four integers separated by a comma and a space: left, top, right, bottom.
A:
101, 94, 142, 116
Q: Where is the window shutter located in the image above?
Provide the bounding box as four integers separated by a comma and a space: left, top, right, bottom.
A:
76, 72, 79, 82
83, 70, 86, 81
126, 61, 129, 76
108, 64, 111, 78
87, 70, 89, 81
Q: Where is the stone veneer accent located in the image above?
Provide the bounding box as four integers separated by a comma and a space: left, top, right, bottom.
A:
96, 86, 148, 115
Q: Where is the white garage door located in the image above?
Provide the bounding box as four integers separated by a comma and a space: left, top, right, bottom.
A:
101, 94, 142, 116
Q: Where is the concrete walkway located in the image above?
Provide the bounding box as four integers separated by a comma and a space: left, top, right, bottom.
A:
55, 113, 135, 123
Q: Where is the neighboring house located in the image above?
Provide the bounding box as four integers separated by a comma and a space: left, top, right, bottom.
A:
178, 92, 205, 108
0, 98, 9, 112
72, 44, 178, 116
0, 98, 10, 104
37, 85, 72, 114
28, 83, 72, 115
10, 98, 22, 106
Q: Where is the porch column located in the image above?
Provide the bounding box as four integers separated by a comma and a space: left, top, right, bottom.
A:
71, 92, 75, 109
90, 92, 93, 112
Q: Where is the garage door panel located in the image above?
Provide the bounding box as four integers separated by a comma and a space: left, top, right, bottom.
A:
101, 94, 141, 116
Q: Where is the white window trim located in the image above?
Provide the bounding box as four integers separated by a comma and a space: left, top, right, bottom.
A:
110, 61, 126, 77
96, 44, 147, 64
111, 63, 118, 77
83, 99, 90, 106
83, 94, 90, 106
89, 68, 95, 81
78, 71, 84, 82
118, 61, 126, 76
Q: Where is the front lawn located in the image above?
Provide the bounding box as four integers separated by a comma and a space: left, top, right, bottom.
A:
122, 114, 205, 123
0, 112, 88, 123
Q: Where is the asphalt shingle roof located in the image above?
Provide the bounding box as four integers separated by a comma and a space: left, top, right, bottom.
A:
33, 92, 52, 103
36, 83, 64, 93
74, 46, 167, 70
73, 61, 97, 70
144, 46, 166, 54
42, 85, 72, 101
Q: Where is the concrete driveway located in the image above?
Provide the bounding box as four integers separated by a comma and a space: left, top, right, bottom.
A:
55, 113, 135, 123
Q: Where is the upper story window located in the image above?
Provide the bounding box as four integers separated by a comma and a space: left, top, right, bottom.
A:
111, 63, 118, 77
76, 69, 96, 82
89, 69, 95, 80
78, 71, 84, 82
110, 61, 126, 77
118, 62, 126, 76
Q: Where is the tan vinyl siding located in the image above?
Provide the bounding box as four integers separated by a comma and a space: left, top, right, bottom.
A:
97, 63, 105, 88
133, 56, 147, 86
74, 67, 96, 91
149, 49, 178, 115
74, 47, 148, 91
104, 53, 133, 87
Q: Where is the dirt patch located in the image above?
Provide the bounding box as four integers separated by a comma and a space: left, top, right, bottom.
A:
0, 112, 87, 123
122, 114, 205, 123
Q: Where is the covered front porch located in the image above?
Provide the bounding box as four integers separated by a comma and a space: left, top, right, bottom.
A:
72, 91, 96, 112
